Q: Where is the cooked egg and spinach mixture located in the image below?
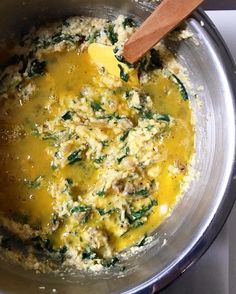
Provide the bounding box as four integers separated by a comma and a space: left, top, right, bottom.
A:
0, 15, 194, 272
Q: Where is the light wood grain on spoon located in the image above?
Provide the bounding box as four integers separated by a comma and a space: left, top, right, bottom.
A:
123, 0, 204, 63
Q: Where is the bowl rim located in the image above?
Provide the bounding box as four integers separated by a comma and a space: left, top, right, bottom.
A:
0, 6, 235, 294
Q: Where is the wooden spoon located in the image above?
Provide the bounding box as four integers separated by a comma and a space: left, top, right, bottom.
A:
123, 0, 204, 63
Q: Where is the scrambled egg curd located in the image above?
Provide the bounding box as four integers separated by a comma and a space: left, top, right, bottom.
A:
0, 15, 194, 272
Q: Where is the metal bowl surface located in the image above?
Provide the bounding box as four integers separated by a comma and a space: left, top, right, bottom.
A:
0, 1, 235, 293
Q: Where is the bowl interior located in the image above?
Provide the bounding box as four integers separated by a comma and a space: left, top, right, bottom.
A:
0, 1, 235, 293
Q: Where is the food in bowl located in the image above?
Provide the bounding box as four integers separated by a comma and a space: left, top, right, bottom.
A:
0, 15, 195, 272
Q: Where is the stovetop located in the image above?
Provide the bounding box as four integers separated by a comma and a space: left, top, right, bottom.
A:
161, 10, 236, 294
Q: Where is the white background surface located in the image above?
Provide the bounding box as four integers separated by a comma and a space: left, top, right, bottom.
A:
161, 10, 236, 294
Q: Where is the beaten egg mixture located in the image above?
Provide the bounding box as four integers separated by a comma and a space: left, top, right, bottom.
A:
0, 15, 194, 272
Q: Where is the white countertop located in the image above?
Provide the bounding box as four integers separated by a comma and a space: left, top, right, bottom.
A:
161, 10, 236, 294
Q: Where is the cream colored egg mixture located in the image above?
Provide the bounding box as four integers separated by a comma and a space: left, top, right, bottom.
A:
0, 15, 194, 272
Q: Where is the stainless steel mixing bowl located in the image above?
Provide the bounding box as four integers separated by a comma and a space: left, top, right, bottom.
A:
0, 1, 236, 293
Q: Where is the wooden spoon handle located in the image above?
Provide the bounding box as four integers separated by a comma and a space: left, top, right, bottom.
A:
123, 0, 204, 63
